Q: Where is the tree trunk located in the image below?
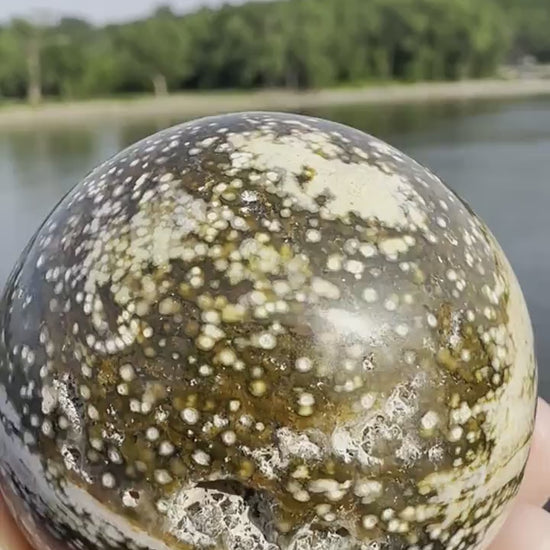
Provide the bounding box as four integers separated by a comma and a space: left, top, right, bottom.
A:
152, 73, 168, 96
26, 35, 42, 106
285, 66, 299, 89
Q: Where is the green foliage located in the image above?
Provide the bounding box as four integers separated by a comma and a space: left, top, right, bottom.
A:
0, 26, 27, 97
41, 18, 95, 98
496, 0, 550, 62
0, 0, 545, 103
111, 10, 192, 95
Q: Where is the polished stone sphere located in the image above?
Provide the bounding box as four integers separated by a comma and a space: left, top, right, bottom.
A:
0, 112, 537, 550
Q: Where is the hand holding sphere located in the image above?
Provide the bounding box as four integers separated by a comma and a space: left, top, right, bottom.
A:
0, 113, 538, 550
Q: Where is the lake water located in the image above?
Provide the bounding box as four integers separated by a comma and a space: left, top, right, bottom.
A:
1, 97, 549, 397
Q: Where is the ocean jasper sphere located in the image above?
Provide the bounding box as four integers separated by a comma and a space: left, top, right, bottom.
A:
0, 112, 537, 550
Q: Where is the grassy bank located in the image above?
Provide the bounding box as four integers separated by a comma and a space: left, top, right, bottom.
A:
1, 79, 550, 128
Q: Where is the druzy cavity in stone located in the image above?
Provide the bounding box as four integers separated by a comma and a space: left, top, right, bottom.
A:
0, 112, 538, 550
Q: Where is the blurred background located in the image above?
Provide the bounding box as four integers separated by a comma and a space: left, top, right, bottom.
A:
0, 0, 549, 395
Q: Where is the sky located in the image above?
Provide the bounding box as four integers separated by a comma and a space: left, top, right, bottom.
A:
0, 0, 246, 24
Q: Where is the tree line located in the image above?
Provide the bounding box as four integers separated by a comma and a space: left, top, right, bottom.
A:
0, 0, 548, 105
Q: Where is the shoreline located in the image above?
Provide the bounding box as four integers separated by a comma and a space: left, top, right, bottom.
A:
1, 78, 550, 128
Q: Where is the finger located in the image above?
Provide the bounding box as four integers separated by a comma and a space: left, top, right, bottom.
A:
517, 398, 550, 506
488, 502, 550, 550
0, 491, 34, 550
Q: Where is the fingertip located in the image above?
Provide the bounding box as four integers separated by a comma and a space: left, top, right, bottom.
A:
515, 397, 550, 506
0, 491, 34, 550
488, 503, 550, 550
531, 397, 550, 463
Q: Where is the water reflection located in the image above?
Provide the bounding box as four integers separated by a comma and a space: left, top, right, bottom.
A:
303, 99, 504, 141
